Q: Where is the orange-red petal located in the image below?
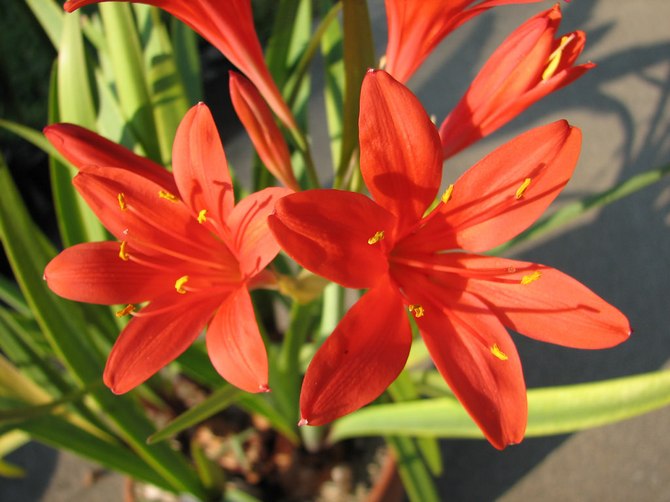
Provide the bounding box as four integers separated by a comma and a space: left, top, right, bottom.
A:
44, 242, 171, 304
359, 70, 442, 234
44, 123, 176, 192
73, 166, 238, 274
399, 120, 581, 254
460, 256, 632, 348
384, 0, 542, 83
416, 292, 527, 449
172, 103, 234, 224
229, 72, 299, 191
63, 0, 295, 129
268, 189, 396, 289
439, 5, 594, 158
103, 292, 222, 393
206, 287, 269, 393
227, 187, 292, 279
299, 277, 412, 425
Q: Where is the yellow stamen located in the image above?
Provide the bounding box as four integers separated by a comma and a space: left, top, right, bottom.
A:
520, 270, 542, 285
542, 34, 575, 81
197, 209, 208, 224
175, 275, 189, 294
367, 230, 385, 245
408, 304, 425, 318
159, 190, 179, 203
115, 304, 135, 317
490, 344, 509, 361
441, 184, 454, 203
515, 178, 532, 200
119, 241, 129, 261
118, 193, 127, 211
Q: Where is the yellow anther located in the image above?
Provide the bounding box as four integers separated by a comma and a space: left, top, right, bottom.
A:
515, 178, 532, 200
542, 34, 574, 81
174, 275, 189, 294
115, 304, 135, 317
490, 344, 509, 361
441, 184, 454, 203
408, 304, 425, 318
367, 230, 385, 245
158, 190, 179, 203
197, 209, 208, 224
119, 241, 129, 261
520, 270, 542, 285
118, 193, 127, 211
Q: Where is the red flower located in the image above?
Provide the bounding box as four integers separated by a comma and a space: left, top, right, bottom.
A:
44, 103, 290, 394
384, 0, 542, 83
440, 4, 595, 159
64, 0, 296, 129
269, 71, 630, 449
229, 71, 300, 192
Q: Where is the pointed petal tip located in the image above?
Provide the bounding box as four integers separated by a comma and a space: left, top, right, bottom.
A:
259, 384, 271, 393
297, 418, 309, 427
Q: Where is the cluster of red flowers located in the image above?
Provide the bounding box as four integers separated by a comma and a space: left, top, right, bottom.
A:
46, 0, 629, 449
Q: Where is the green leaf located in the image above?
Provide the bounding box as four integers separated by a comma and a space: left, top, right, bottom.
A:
0, 308, 75, 399
55, 15, 108, 246
9, 412, 174, 490
0, 430, 29, 478
335, 0, 375, 190
171, 18, 203, 104
99, 3, 161, 162
148, 385, 241, 444
495, 162, 670, 253
330, 370, 670, 442
318, 0, 345, 170
134, 5, 189, 165
0, 276, 31, 317
24, 0, 64, 49
0, 119, 67, 166
385, 435, 440, 502
387, 372, 442, 476
190, 438, 226, 494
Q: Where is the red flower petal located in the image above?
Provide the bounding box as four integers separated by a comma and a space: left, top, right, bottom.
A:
172, 103, 235, 223
44, 242, 171, 304
359, 70, 442, 234
399, 120, 581, 254
73, 166, 238, 274
206, 287, 268, 393
384, 0, 542, 83
416, 291, 527, 449
439, 5, 594, 158
64, 0, 295, 129
103, 292, 222, 393
227, 187, 292, 279
269, 189, 396, 289
44, 123, 177, 192
460, 255, 632, 348
299, 277, 412, 425
229, 72, 300, 191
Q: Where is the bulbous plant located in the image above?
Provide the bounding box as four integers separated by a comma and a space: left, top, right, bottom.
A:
1, 1, 668, 501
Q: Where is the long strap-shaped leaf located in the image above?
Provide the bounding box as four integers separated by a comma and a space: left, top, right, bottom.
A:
330, 369, 670, 442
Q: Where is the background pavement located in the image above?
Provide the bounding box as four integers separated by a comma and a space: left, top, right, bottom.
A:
2, 0, 669, 500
